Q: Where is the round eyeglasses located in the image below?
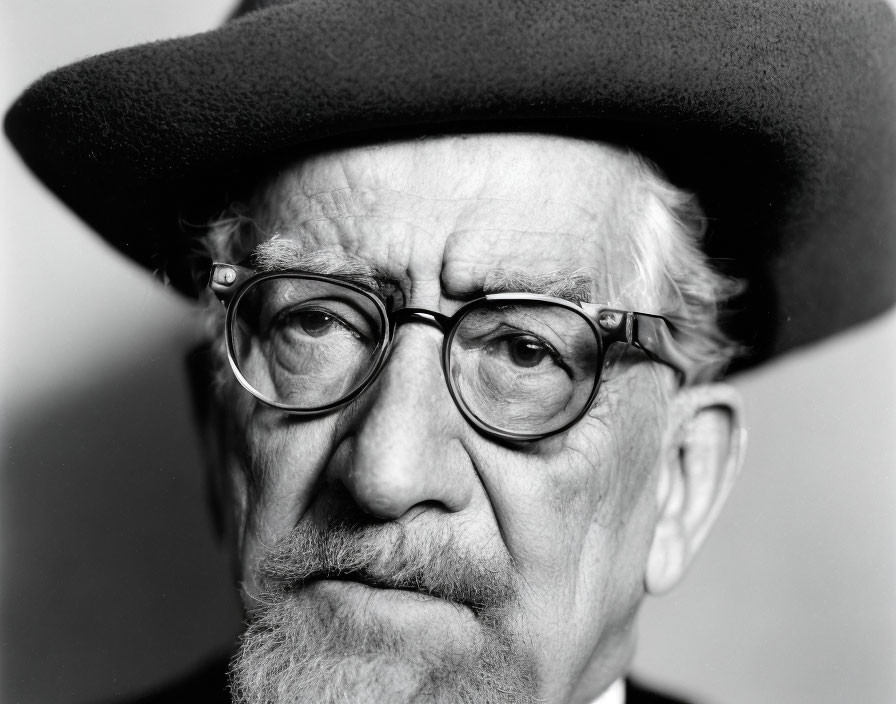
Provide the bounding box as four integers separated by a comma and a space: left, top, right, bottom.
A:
209, 264, 694, 441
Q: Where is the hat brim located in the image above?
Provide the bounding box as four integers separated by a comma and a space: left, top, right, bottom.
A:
5, 0, 896, 371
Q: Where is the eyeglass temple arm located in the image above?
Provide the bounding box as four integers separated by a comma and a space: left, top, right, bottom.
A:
581, 306, 700, 385
208, 263, 255, 304
628, 312, 699, 386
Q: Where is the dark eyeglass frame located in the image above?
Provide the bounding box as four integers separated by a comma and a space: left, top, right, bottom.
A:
208, 263, 696, 442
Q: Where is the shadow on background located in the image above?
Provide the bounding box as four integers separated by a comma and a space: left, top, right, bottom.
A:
2, 341, 242, 704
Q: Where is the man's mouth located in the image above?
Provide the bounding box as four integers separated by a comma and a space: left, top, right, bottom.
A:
253, 522, 517, 613
291, 566, 458, 605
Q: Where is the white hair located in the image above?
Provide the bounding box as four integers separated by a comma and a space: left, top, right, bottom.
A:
622, 154, 744, 381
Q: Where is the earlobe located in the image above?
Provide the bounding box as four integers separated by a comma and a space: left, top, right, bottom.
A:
645, 384, 747, 595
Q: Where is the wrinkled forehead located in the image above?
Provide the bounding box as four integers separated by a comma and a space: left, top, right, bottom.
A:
251, 134, 656, 306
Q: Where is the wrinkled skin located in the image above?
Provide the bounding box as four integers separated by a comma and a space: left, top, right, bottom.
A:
212, 134, 743, 704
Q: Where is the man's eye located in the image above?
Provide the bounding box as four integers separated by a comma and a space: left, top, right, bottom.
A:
297, 310, 342, 337
271, 308, 357, 340
488, 334, 554, 368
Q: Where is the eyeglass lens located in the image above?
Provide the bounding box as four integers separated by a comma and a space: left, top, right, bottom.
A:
230, 277, 388, 408
446, 302, 599, 435
229, 276, 602, 436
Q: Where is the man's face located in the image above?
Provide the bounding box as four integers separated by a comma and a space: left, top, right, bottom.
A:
222, 134, 680, 704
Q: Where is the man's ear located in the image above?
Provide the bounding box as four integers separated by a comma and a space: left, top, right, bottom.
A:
645, 383, 747, 595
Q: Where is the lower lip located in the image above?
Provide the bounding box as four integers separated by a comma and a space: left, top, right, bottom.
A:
285, 579, 484, 648
304, 578, 472, 616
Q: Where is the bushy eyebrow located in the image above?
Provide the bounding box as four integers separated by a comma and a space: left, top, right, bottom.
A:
482, 269, 594, 303
252, 238, 594, 304
252, 238, 395, 295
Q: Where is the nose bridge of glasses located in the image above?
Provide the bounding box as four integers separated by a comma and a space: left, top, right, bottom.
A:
390, 307, 454, 334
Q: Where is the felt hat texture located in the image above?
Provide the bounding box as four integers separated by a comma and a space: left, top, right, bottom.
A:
5, 0, 896, 370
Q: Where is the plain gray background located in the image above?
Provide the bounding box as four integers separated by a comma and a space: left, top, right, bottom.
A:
2, 1, 894, 702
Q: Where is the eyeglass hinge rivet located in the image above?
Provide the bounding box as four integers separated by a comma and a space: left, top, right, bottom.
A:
598, 311, 623, 332
213, 265, 237, 287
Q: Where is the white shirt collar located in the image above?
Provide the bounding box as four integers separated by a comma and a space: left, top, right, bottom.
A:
588, 678, 625, 704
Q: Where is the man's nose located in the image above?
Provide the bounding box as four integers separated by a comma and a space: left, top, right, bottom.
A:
329, 328, 474, 520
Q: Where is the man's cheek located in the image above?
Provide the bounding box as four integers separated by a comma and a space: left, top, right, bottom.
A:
549, 416, 622, 537
241, 415, 338, 539
582, 374, 669, 528
488, 440, 612, 609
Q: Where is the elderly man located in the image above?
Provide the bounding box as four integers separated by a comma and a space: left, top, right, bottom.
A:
5, 1, 895, 703
197, 133, 745, 704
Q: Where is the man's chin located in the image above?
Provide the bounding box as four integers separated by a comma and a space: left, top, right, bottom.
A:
230, 585, 538, 704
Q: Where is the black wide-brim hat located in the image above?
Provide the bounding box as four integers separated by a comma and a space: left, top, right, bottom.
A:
5, 0, 896, 371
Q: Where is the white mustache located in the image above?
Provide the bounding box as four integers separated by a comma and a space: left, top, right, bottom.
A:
255, 519, 517, 612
